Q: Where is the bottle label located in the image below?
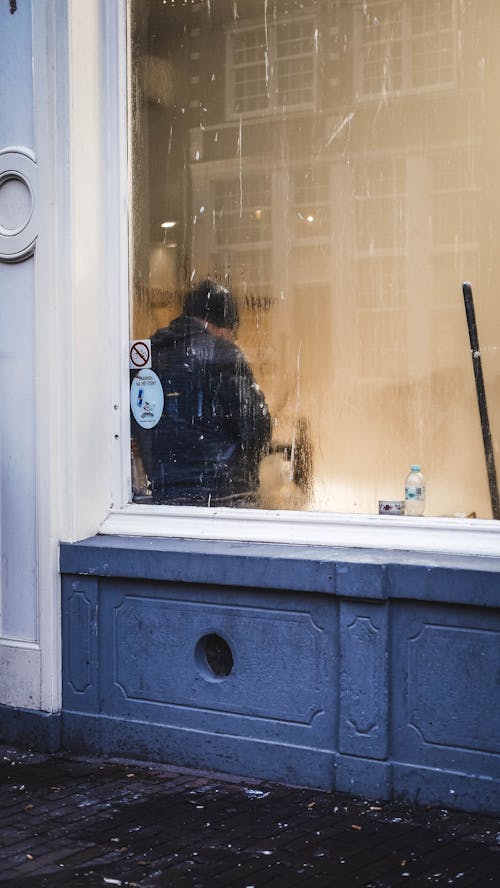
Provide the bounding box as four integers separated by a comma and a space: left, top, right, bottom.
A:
405, 485, 424, 501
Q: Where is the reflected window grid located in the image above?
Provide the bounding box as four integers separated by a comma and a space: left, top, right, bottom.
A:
358, 0, 456, 97
228, 14, 317, 118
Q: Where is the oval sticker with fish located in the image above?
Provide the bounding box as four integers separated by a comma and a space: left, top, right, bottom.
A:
130, 369, 164, 429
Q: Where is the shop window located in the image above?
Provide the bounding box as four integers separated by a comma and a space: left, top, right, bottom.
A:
129, 0, 500, 521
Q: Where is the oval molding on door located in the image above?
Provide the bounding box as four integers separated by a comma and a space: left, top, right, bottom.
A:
0, 150, 37, 262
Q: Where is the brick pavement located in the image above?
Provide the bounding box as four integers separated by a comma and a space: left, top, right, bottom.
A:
0, 746, 498, 887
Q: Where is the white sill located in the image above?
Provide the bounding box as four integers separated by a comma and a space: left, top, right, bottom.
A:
99, 505, 500, 559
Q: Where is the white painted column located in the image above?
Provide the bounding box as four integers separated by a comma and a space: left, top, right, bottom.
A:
0, 0, 41, 706
0, 0, 128, 713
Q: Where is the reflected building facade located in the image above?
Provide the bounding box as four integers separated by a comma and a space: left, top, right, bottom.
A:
130, 0, 500, 517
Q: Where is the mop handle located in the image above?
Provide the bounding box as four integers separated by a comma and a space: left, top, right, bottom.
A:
462, 282, 500, 519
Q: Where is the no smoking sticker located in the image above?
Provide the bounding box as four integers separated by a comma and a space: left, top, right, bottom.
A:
129, 339, 151, 369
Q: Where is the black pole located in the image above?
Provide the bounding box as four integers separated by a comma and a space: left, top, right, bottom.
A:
462, 282, 500, 519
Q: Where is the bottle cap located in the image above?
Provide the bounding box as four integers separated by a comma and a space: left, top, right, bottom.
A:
410, 464, 421, 471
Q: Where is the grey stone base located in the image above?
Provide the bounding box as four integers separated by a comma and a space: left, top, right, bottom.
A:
58, 535, 500, 815
0, 704, 61, 753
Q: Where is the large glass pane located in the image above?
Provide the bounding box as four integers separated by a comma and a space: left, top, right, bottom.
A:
129, 0, 500, 518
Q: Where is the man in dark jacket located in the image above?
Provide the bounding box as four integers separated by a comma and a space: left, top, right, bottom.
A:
134, 279, 272, 506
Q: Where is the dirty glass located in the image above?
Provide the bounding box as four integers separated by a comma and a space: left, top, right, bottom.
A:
128, 0, 500, 518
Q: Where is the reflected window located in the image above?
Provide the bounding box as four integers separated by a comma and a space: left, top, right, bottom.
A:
214, 176, 272, 244
356, 0, 456, 97
129, 0, 500, 520
229, 14, 317, 117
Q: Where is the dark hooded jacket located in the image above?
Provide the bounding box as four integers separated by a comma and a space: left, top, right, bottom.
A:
134, 315, 272, 505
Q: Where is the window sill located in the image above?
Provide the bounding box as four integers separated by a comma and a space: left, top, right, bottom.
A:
99, 504, 500, 560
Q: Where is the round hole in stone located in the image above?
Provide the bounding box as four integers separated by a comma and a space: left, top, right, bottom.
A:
196, 633, 233, 679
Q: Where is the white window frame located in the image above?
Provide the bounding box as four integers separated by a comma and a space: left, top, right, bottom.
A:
91, 1, 500, 560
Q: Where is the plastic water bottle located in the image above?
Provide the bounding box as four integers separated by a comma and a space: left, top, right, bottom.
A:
405, 465, 425, 516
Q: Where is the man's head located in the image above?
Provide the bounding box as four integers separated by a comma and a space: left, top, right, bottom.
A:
183, 279, 239, 337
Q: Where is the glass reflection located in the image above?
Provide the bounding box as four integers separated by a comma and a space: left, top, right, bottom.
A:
129, 0, 500, 518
